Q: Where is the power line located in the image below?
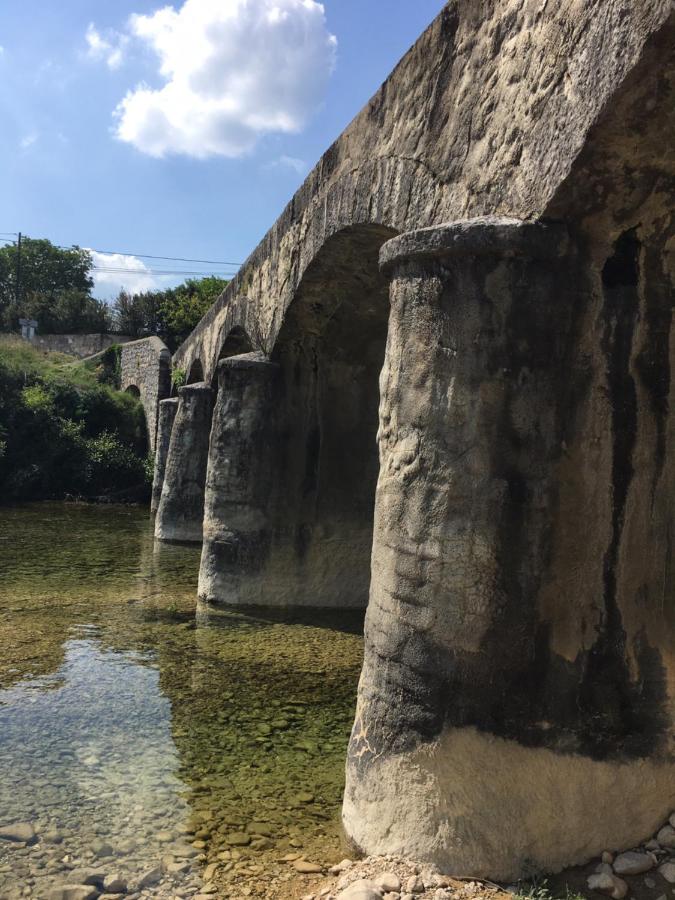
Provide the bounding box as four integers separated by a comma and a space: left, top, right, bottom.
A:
92, 266, 236, 277
1, 232, 243, 267
63, 245, 243, 267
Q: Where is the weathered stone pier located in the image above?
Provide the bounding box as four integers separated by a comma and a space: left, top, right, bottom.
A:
154, 383, 214, 544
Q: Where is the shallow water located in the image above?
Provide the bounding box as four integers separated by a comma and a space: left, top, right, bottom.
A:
0, 504, 364, 899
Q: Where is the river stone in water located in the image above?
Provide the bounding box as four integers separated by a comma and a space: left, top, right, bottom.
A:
0, 823, 36, 843
47, 888, 100, 900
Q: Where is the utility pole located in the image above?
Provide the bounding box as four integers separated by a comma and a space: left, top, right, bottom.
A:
15, 231, 22, 307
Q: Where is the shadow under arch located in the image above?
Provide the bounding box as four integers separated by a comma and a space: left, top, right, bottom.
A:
211, 326, 255, 388
266, 222, 398, 608
123, 384, 150, 455
186, 359, 204, 385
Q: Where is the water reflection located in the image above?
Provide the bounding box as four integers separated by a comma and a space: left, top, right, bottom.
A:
0, 504, 363, 899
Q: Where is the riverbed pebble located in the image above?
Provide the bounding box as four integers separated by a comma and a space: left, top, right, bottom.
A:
613, 851, 655, 875
587, 872, 629, 899
102, 871, 127, 893
657, 826, 675, 849
659, 861, 675, 883
374, 872, 401, 893
294, 859, 324, 874
0, 823, 36, 843
47, 887, 100, 900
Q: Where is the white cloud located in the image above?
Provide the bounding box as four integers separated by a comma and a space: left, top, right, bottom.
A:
85, 23, 128, 70
268, 154, 307, 174
89, 250, 166, 298
110, 0, 337, 159
19, 133, 38, 150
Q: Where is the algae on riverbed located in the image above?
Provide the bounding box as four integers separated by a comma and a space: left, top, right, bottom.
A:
0, 503, 363, 898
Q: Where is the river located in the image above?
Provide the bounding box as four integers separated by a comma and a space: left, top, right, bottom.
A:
0, 504, 364, 899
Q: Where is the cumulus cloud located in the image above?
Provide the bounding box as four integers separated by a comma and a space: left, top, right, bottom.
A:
111, 0, 337, 158
89, 250, 164, 298
85, 23, 128, 70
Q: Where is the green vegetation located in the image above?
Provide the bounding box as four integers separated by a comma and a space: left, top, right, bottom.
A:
112, 275, 229, 351
0, 336, 151, 502
516, 879, 586, 900
171, 365, 187, 389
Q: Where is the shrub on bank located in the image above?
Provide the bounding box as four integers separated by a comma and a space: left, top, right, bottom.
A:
0, 336, 152, 502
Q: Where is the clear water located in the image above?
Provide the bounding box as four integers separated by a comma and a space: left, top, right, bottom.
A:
0, 504, 364, 899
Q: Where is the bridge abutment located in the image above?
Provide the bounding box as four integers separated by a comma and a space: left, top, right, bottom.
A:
343, 217, 675, 878
155, 383, 214, 544
198, 353, 281, 606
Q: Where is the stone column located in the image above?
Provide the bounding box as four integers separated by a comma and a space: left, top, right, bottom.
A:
344, 218, 675, 878
151, 397, 179, 514
155, 382, 214, 544
198, 353, 280, 606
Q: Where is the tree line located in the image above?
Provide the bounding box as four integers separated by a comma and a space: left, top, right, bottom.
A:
0, 236, 229, 352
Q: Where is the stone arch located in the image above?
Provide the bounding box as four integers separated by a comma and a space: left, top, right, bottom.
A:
186, 359, 204, 385
265, 222, 398, 607
125, 384, 141, 398
210, 326, 255, 387
219, 326, 253, 359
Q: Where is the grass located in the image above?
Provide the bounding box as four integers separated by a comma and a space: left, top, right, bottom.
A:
0, 335, 102, 389
516, 878, 586, 900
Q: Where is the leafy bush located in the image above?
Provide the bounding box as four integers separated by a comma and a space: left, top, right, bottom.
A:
0, 337, 152, 502
94, 344, 122, 388
85, 431, 149, 497
171, 366, 187, 388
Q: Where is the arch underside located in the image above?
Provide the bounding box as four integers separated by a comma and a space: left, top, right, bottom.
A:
250, 224, 397, 607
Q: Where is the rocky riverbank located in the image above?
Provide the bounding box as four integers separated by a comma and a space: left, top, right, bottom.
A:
5, 810, 675, 900
297, 855, 506, 900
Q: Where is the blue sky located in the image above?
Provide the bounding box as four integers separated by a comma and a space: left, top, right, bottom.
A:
0, 0, 444, 299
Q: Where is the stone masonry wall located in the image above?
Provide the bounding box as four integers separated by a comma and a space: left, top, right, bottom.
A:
28, 333, 133, 359
120, 337, 171, 453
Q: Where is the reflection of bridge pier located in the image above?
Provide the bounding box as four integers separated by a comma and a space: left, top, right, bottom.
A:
134, 1, 675, 880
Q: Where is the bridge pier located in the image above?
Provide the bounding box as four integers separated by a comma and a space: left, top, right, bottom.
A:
151, 398, 179, 515
155, 383, 214, 544
343, 218, 675, 878
198, 354, 280, 606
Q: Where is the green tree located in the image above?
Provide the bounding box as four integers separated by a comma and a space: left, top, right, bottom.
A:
111, 289, 165, 338
111, 276, 228, 350
159, 276, 228, 348
0, 237, 99, 334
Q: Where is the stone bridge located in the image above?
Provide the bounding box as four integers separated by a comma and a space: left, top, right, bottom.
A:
120, 336, 171, 452
146, 0, 675, 883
